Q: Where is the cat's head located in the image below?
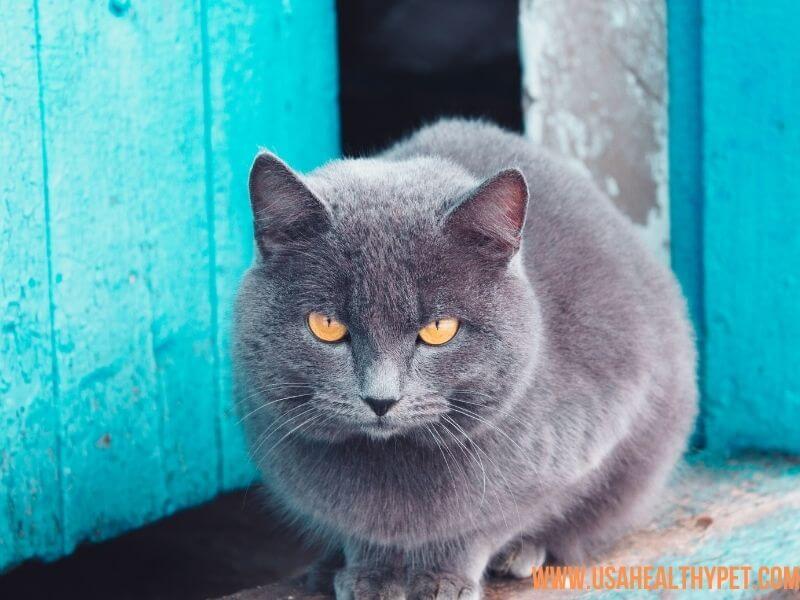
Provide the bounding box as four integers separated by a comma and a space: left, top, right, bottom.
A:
234, 152, 540, 444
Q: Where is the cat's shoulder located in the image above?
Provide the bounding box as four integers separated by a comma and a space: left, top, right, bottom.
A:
382, 118, 576, 186
382, 117, 524, 161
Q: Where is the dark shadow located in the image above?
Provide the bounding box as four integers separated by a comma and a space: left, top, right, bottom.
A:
0, 489, 317, 600
337, 0, 522, 156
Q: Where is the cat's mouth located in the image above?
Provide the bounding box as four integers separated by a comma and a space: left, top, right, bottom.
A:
361, 418, 403, 440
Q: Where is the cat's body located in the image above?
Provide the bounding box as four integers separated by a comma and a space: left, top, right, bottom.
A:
234, 119, 697, 599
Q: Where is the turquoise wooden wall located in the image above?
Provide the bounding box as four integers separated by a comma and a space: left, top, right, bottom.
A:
3, 0, 799, 577
668, 0, 800, 454
0, 0, 339, 572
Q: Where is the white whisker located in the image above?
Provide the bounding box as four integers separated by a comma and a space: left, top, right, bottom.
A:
236, 392, 313, 425
448, 405, 527, 454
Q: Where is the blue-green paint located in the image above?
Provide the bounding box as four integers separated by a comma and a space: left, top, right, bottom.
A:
0, 0, 64, 566
0, 0, 339, 572
666, 0, 705, 449
669, 1, 800, 454
700, 1, 800, 454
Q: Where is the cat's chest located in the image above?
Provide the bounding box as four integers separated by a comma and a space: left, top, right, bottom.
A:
269, 437, 510, 544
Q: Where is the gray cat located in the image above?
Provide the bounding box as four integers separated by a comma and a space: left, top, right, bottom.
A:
234, 119, 697, 599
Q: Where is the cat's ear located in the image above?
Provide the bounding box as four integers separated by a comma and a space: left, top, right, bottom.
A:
443, 169, 529, 262
248, 152, 330, 258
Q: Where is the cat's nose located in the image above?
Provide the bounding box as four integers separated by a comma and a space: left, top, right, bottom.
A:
362, 396, 398, 417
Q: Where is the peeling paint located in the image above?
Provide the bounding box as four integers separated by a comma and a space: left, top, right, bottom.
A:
520, 0, 670, 263
77, 360, 124, 392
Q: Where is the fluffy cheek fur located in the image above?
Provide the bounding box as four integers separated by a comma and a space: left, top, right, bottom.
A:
234, 268, 361, 446
410, 275, 541, 435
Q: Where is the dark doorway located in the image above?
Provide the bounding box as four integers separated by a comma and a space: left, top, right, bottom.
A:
336, 0, 523, 156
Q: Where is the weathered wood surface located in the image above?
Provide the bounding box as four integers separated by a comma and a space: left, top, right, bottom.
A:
38, 0, 217, 552
665, 0, 703, 352
0, 0, 63, 568
0, 0, 339, 572
204, 0, 340, 490
520, 0, 800, 458
221, 454, 800, 599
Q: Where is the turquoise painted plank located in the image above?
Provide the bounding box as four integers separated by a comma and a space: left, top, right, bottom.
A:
666, 0, 705, 448
126, 2, 220, 511
0, 0, 340, 572
0, 0, 63, 566
701, 1, 800, 453
34, 0, 217, 551
204, 0, 341, 488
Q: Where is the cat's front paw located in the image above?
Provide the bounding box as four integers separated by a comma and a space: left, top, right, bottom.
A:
303, 550, 345, 594
408, 571, 480, 600
488, 540, 546, 579
334, 566, 405, 600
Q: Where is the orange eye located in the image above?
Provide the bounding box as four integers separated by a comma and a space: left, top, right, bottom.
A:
307, 312, 348, 343
418, 318, 460, 346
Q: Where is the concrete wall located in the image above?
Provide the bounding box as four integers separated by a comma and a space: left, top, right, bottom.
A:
520, 0, 669, 263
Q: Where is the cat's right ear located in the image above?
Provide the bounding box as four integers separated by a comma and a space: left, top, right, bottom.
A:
248, 152, 330, 258
442, 168, 529, 264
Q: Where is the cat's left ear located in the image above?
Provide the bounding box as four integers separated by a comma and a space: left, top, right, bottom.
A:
248, 151, 330, 259
443, 169, 529, 262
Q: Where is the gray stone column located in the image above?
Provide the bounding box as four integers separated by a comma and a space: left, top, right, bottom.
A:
520, 0, 669, 262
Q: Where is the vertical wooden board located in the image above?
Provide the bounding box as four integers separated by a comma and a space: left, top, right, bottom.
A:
121, 4, 220, 511
36, 0, 166, 550
0, 0, 341, 568
701, 1, 800, 453
0, 0, 62, 569
265, 0, 341, 171
204, 0, 340, 488
666, 0, 705, 446
35, 0, 217, 550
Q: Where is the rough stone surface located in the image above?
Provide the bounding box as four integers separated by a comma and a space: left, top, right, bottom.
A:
520, 0, 669, 262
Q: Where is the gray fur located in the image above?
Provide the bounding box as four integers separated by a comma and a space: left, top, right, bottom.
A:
234, 119, 697, 599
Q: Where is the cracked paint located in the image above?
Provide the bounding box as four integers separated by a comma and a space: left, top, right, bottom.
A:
520, 0, 670, 263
